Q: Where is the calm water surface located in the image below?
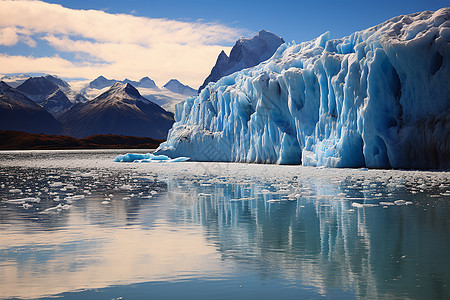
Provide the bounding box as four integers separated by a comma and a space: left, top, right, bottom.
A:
0, 150, 449, 299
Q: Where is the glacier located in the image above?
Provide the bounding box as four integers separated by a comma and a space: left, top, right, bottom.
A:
156, 8, 450, 170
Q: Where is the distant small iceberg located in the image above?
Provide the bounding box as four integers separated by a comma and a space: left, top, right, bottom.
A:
114, 153, 190, 163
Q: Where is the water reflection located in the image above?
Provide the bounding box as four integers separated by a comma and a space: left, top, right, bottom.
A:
0, 154, 449, 299
164, 176, 450, 299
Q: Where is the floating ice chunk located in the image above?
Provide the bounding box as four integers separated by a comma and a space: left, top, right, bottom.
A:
65, 184, 76, 190
6, 197, 41, 205
168, 157, 191, 163
394, 200, 413, 205
64, 195, 85, 203
114, 153, 190, 163
379, 201, 395, 206
351, 202, 378, 208
148, 155, 170, 161
114, 153, 151, 162
40, 204, 70, 214
119, 184, 133, 190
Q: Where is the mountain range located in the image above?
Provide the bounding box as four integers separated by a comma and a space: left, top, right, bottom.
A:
0, 79, 175, 139
60, 82, 174, 139
88, 75, 157, 89
81, 76, 196, 112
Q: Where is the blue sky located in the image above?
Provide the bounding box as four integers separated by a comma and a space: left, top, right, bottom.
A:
43, 0, 449, 43
0, 0, 448, 88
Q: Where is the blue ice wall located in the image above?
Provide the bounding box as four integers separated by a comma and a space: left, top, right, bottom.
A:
156, 8, 450, 169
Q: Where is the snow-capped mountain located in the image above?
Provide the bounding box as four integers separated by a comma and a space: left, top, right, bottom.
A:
60, 82, 174, 139
82, 76, 195, 112
88, 76, 158, 90
44, 74, 71, 91
88, 76, 118, 89
197, 30, 285, 93
156, 8, 450, 170
137, 76, 157, 88
16, 76, 73, 117
0, 81, 63, 134
15, 75, 87, 117
163, 79, 197, 96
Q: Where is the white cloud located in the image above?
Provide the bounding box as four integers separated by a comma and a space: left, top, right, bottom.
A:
0, 0, 248, 88
0, 27, 19, 46
0, 26, 36, 47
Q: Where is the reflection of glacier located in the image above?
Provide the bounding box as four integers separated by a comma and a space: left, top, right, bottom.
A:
157, 8, 450, 169
166, 179, 450, 299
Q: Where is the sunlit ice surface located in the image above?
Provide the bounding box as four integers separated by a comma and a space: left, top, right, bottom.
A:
0, 150, 449, 299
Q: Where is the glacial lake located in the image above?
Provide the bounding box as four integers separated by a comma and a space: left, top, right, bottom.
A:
0, 150, 449, 299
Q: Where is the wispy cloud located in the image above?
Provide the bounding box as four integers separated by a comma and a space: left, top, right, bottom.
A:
0, 0, 248, 87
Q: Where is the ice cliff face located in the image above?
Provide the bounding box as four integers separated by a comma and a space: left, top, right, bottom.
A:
156, 8, 450, 170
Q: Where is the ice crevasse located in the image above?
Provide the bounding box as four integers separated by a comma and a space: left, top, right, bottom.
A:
156, 8, 450, 169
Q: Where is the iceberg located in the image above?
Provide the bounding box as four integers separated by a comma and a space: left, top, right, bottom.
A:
156, 8, 450, 169
114, 153, 190, 163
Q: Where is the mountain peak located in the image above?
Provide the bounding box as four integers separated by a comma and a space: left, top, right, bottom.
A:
44, 75, 70, 90
198, 30, 284, 93
163, 79, 197, 96
138, 76, 157, 88
0, 81, 11, 90
165, 79, 181, 85
89, 76, 117, 89
124, 82, 141, 98
99, 82, 144, 102
17, 76, 58, 95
